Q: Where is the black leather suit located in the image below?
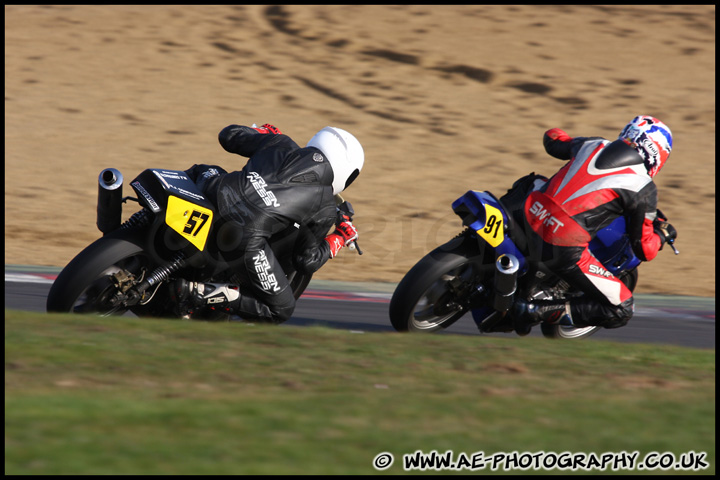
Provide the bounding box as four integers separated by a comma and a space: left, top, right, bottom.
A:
185, 125, 338, 323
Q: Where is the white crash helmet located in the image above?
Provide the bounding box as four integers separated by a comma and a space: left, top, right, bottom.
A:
307, 126, 364, 195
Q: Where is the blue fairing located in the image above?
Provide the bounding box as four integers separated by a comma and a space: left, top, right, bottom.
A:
588, 216, 641, 276
451, 190, 527, 273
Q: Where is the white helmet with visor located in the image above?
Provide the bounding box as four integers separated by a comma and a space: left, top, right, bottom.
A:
307, 127, 364, 195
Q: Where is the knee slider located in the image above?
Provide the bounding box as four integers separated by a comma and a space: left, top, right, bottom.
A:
269, 301, 295, 324
604, 298, 634, 329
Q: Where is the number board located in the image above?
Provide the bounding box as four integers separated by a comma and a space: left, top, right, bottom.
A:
165, 195, 213, 251
476, 202, 505, 248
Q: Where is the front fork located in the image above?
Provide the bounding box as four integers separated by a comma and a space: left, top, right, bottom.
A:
432, 273, 478, 316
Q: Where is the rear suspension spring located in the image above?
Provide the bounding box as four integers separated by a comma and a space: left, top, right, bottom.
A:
121, 208, 152, 230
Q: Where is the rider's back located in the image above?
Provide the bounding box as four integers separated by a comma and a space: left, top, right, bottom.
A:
214, 127, 338, 248
527, 133, 659, 261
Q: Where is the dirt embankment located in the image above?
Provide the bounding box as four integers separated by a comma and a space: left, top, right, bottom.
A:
5, 5, 715, 297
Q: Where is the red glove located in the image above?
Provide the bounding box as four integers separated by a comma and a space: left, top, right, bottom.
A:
252, 123, 283, 135
544, 127, 571, 142
325, 221, 358, 258
543, 128, 575, 160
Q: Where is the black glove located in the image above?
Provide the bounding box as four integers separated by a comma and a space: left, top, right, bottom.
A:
653, 219, 677, 248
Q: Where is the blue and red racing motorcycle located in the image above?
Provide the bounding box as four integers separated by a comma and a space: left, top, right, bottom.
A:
389, 175, 678, 339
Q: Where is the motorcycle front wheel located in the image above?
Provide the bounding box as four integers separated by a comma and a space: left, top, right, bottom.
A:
46, 235, 153, 316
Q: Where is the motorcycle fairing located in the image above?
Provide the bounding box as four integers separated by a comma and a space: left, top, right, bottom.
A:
130, 169, 217, 252
452, 190, 527, 273
588, 216, 641, 276
165, 196, 214, 251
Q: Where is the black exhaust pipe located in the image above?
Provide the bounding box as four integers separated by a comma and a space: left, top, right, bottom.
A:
97, 168, 123, 234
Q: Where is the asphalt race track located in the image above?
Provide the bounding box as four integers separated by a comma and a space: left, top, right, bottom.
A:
5, 266, 715, 350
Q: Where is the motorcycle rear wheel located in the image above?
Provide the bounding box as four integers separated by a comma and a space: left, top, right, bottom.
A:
539, 268, 638, 339
539, 323, 600, 339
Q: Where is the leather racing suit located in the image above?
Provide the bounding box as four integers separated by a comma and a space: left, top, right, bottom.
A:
520, 128, 664, 328
184, 125, 339, 323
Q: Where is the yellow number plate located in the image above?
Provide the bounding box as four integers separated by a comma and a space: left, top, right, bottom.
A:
165, 196, 213, 251
476, 203, 504, 248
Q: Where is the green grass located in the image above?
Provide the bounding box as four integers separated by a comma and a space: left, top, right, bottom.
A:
5, 309, 715, 475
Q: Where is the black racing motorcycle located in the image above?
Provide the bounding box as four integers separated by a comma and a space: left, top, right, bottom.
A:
46, 167, 360, 320
389, 175, 678, 339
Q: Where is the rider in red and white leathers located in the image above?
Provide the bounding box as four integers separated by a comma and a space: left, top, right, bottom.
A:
513, 116, 677, 330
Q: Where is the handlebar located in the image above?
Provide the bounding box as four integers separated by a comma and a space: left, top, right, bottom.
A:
334, 194, 363, 255
656, 208, 679, 255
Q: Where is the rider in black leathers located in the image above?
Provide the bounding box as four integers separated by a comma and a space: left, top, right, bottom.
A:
171, 123, 364, 323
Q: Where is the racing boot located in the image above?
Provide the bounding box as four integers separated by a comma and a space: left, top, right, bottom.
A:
170, 279, 241, 318
511, 299, 573, 334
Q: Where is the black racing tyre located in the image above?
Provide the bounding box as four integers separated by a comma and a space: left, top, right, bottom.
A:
389, 249, 474, 333
289, 271, 313, 300
618, 268, 639, 293
539, 322, 601, 340
46, 235, 152, 315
